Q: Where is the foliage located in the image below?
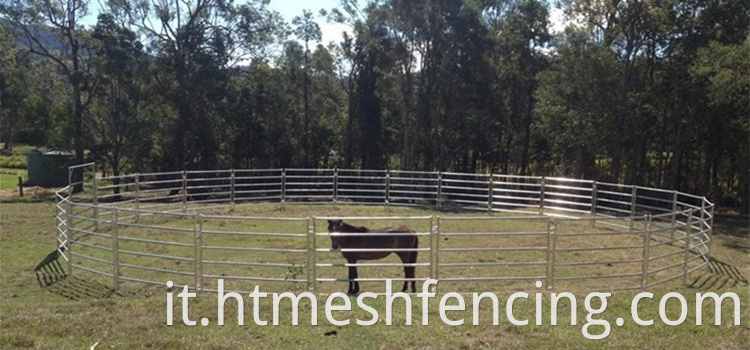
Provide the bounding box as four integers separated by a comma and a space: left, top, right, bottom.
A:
0, 0, 747, 212
0, 155, 26, 168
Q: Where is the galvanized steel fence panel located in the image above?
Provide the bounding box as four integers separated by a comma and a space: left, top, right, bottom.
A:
54, 167, 713, 294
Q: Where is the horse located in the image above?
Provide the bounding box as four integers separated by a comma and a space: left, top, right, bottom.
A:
327, 219, 419, 295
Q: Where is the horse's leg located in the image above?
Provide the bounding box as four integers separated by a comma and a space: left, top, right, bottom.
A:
347, 260, 359, 295
406, 237, 419, 293
397, 251, 415, 293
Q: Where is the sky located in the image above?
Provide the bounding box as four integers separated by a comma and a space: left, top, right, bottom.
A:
269, 0, 567, 44
268, 0, 340, 17
79, 0, 351, 48
82, 0, 566, 48
269, 0, 354, 46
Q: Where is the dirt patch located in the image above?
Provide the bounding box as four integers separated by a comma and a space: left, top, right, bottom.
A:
0, 186, 58, 198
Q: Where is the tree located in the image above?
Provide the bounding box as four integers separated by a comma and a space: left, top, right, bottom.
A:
691, 38, 750, 213
309, 44, 346, 167
534, 30, 620, 178
89, 13, 154, 191
0, 23, 30, 151
293, 10, 322, 167
493, 0, 550, 174
107, 0, 283, 171
2, 0, 99, 190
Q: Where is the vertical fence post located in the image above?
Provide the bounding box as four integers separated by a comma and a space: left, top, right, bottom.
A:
112, 206, 120, 290
92, 165, 99, 231
194, 214, 203, 292
433, 215, 441, 294
546, 218, 557, 290
707, 201, 714, 265
429, 216, 436, 285
134, 174, 140, 223
437, 172, 443, 211
230, 169, 236, 212
281, 169, 286, 211
670, 191, 678, 241
682, 212, 693, 286
641, 214, 651, 289
629, 185, 637, 233
182, 170, 188, 212
333, 168, 338, 208
66, 199, 74, 276
385, 170, 390, 209
487, 174, 494, 214
539, 177, 546, 215
590, 181, 598, 220
307, 217, 316, 291
700, 199, 706, 252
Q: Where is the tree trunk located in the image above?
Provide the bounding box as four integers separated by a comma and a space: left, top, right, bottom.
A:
669, 123, 684, 191
521, 91, 533, 175
400, 66, 415, 171
72, 72, 85, 193
3, 107, 14, 152
303, 41, 311, 167
344, 93, 356, 168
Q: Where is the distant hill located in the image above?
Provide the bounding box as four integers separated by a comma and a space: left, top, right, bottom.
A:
2, 18, 257, 74
2, 17, 74, 55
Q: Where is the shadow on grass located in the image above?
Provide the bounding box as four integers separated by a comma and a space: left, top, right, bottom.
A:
44, 276, 127, 300
33, 247, 143, 300
34, 248, 68, 287
689, 257, 748, 289
712, 214, 749, 238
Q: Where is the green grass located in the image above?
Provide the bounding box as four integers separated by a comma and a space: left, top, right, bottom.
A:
0, 143, 37, 155
0, 143, 35, 170
0, 155, 27, 169
1, 201, 748, 349
1, 142, 31, 190
0, 168, 27, 190
61, 202, 704, 294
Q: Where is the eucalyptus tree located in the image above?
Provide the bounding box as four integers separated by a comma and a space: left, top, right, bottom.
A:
292, 10, 321, 167
534, 30, 620, 179
88, 13, 155, 190
556, 0, 656, 183
0, 23, 30, 151
1, 0, 99, 190
224, 60, 274, 169
325, 0, 369, 168
491, 0, 550, 174
308, 44, 346, 167
276, 40, 306, 166
105, 0, 284, 171
540, 0, 748, 214
690, 38, 750, 213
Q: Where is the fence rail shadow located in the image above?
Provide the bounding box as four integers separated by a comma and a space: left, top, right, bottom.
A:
34, 247, 134, 300
34, 248, 67, 287
689, 257, 748, 289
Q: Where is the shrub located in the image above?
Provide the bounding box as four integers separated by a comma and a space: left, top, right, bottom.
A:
0, 156, 27, 169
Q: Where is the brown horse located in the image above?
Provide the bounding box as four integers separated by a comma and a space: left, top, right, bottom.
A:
327, 220, 419, 295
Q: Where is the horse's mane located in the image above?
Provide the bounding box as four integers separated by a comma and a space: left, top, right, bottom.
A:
341, 222, 369, 232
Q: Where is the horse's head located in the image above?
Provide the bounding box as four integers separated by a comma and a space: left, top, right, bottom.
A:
327, 219, 344, 250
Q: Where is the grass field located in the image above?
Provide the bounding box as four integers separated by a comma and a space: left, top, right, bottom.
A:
0, 169, 27, 190
1, 200, 748, 349
0, 142, 32, 191
61, 202, 705, 294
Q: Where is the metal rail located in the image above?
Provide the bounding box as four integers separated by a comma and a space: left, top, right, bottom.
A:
52, 167, 713, 294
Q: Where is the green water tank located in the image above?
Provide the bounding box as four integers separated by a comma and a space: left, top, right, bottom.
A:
26, 150, 74, 187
